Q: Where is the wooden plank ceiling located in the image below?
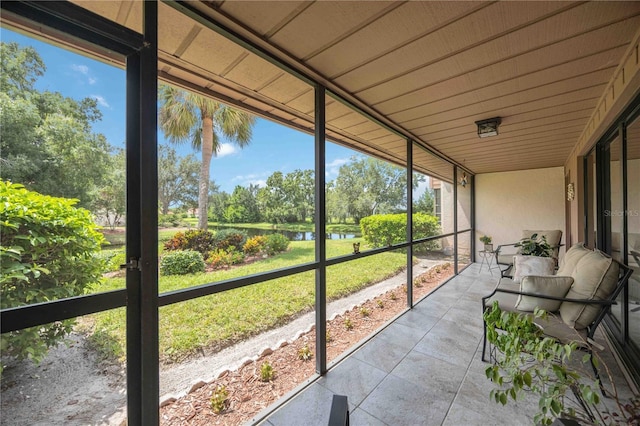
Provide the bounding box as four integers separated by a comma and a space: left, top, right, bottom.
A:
64, 1, 640, 177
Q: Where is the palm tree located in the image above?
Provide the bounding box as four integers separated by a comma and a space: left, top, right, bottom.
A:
158, 85, 256, 229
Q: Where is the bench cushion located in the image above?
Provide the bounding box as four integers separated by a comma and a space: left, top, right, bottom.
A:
534, 314, 588, 347
556, 243, 590, 276
560, 250, 619, 329
515, 276, 574, 312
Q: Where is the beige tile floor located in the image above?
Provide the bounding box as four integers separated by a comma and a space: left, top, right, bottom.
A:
257, 263, 637, 426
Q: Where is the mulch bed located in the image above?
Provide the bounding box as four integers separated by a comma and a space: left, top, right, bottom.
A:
159, 263, 454, 425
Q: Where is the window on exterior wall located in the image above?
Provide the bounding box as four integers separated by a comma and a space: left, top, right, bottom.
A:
434, 188, 442, 221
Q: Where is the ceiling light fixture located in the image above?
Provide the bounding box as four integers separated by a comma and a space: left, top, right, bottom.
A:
475, 117, 501, 138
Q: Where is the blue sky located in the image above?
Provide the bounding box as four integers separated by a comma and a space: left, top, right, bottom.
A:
2, 28, 355, 193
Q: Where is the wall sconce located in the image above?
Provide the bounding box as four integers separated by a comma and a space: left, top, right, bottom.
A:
459, 172, 468, 188
567, 183, 575, 201
475, 117, 501, 138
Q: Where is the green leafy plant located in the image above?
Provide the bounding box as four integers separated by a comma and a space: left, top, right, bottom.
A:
297, 345, 313, 361
210, 385, 229, 414
360, 307, 370, 317
213, 229, 247, 252
260, 361, 274, 382
242, 235, 266, 255
160, 250, 205, 275
484, 302, 636, 425
344, 318, 353, 330
264, 233, 290, 256
479, 235, 492, 244
163, 229, 216, 255
360, 213, 440, 251
0, 182, 106, 368
376, 299, 384, 309
515, 233, 553, 257
389, 292, 397, 301
94, 248, 126, 273
206, 247, 245, 270
326, 331, 333, 343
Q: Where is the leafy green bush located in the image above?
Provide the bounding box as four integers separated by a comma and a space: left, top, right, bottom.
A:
360, 213, 440, 251
160, 250, 205, 275
95, 248, 126, 273
243, 235, 267, 255
213, 229, 247, 252
163, 229, 216, 255
0, 181, 105, 365
264, 233, 290, 255
206, 247, 245, 270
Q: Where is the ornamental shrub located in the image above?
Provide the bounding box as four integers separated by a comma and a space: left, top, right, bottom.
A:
360, 213, 440, 250
243, 235, 266, 255
0, 181, 105, 366
206, 247, 245, 269
213, 229, 247, 252
264, 233, 290, 256
163, 229, 216, 255
160, 250, 205, 275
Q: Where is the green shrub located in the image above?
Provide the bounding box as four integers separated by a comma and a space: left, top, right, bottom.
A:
264, 233, 290, 256
163, 229, 216, 255
213, 229, 247, 252
260, 361, 275, 382
360, 213, 440, 251
95, 248, 126, 273
0, 181, 105, 366
210, 385, 228, 414
160, 250, 205, 275
206, 247, 244, 270
243, 235, 266, 255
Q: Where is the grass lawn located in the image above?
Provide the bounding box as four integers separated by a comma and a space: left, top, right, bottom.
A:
87, 239, 406, 363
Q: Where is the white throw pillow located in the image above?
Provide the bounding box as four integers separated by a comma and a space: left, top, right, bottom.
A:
512, 255, 555, 283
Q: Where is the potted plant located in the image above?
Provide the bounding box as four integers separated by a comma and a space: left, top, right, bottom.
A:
480, 235, 493, 252
515, 233, 553, 257
483, 302, 640, 425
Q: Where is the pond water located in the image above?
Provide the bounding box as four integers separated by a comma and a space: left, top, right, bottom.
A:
213, 226, 358, 241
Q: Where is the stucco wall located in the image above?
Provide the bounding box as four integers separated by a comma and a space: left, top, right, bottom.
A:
475, 167, 565, 259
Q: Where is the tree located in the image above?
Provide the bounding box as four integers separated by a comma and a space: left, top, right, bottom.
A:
208, 188, 229, 222
157, 145, 200, 214
333, 156, 422, 223
0, 42, 111, 208
158, 85, 256, 230
0, 42, 45, 96
92, 149, 126, 229
326, 181, 348, 224
413, 188, 435, 215
35, 112, 111, 205
224, 184, 261, 223
283, 169, 314, 222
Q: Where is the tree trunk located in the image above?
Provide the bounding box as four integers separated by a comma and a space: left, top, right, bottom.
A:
198, 116, 214, 230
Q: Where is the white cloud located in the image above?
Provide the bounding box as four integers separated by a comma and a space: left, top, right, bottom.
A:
326, 157, 350, 177
232, 173, 260, 182
91, 95, 110, 108
71, 64, 89, 75
215, 143, 238, 158
88, 77, 97, 85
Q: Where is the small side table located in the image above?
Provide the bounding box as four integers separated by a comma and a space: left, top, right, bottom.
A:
479, 250, 497, 275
